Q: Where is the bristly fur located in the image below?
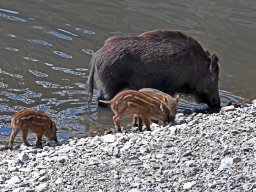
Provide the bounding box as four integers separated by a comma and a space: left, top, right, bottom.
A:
87, 29, 220, 108
6, 109, 58, 150
100, 89, 171, 132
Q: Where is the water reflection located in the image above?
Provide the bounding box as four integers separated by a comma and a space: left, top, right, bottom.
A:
57, 28, 78, 37
0, 13, 26, 22
53, 51, 73, 59
0, 8, 19, 14
48, 31, 73, 40
28, 39, 53, 46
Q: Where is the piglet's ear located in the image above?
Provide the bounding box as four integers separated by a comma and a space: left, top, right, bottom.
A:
210, 53, 220, 74
175, 95, 180, 104
163, 96, 168, 103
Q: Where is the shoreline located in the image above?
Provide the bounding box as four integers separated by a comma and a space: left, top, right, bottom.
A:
0, 103, 255, 191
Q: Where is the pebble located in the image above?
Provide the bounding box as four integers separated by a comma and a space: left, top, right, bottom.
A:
55, 178, 62, 184
102, 134, 116, 143
183, 181, 196, 190
18, 152, 30, 161
35, 183, 48, 192
6, 176, 21, 185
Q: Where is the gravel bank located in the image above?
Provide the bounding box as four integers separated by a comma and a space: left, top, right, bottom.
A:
0, 103, 255, 192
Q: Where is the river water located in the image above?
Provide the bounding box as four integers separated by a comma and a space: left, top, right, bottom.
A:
0, 0, 255, 143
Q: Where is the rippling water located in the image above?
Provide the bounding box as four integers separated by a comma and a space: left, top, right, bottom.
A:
0, 0, 255, 144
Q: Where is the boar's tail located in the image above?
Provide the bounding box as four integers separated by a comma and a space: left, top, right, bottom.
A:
86, 61, 95, 101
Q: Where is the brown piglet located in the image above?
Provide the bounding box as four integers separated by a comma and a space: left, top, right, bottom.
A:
132, 88, 179, 127
99, 90, 171, 132
7, 109, 58, 149
139, 88, 179, 120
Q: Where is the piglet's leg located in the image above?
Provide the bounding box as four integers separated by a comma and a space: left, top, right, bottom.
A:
7, 128, 20, 149
22, 130, 31, 147
132, 115, 138, 127
141, 116, 151, 131
138, 117, 143, 132
35, 132, 43, 147
113, 115, 122, 132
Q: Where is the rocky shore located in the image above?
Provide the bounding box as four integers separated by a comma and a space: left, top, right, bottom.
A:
0, 103, 255, 192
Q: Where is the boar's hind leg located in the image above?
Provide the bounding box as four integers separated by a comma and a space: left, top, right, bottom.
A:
7, 128, 20, 149
98, 81, 128, 107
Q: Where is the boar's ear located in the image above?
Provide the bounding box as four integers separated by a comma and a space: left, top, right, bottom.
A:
175, 95, 180, 104
205, 50, 211, 56
210, 53, 220, 74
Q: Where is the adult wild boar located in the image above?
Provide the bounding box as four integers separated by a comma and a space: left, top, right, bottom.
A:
87, 29, 220, 108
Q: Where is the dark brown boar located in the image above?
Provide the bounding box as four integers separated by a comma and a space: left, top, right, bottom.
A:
87, 29, 220, 108
99, 90, 170, 132
7, 109, 58, 149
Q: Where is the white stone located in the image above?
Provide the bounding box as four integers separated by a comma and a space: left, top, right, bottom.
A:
129, 189, 141, 192
36, 151, 50, 158
139, 146, 150, 154
18, 152, 30, 161
8, 166, 18, 172
105, 145, 119, 156
156, 154, 164, 159
35, 183, 48, 191
6, 176, 21, 185
76, 138, 88, 146
102, 134, 116, 143
183, 181, 196, 190
218, 157, 234, 170
55, 178, 62, 184
252, 99, 256, 107
89, 136, 103, 146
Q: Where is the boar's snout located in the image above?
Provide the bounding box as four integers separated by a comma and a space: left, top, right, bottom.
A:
204, 93, 220, 108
